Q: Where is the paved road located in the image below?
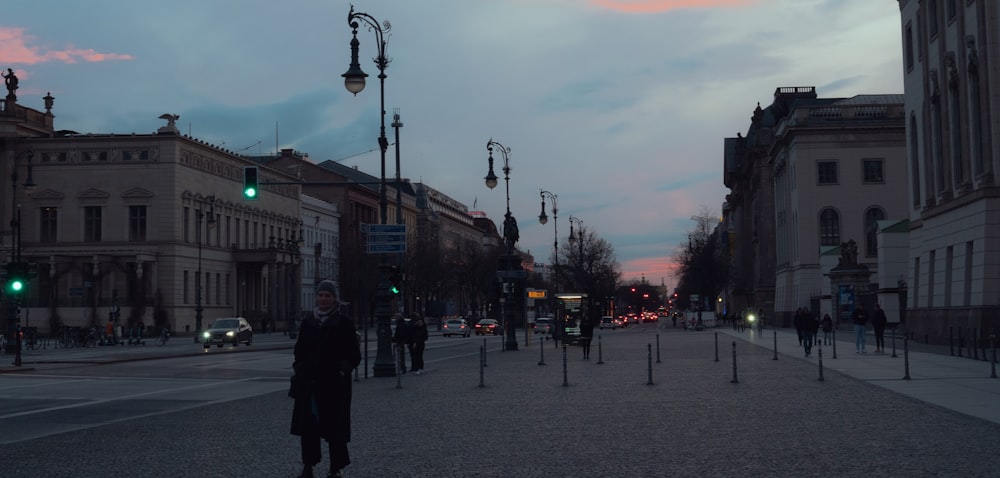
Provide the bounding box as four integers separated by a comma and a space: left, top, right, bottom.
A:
1, 326, 999, 477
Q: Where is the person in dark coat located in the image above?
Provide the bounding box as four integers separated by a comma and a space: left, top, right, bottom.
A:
409, 313, 429, 374
821, 313, 833, 345
290, 280, 362, 478
580, 315, 594, 359
871, 303, 888, 353
392, 313, 411, 373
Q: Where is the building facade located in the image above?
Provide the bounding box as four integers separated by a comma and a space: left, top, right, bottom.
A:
899, 0, 1000, 341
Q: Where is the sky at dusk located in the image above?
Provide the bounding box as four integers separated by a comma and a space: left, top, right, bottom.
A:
2, 0, 903, 287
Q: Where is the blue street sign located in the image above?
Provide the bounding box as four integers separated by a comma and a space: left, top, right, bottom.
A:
366, 243, 407, 254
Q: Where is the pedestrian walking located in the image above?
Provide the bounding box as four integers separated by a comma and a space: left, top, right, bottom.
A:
852, 306, 868, 354
793, 307, 805, 346
290, 280, 362, 478
409, 313, 428, 374
872, 303, 888, 353
821, 313, 833, 345
580, 316, 594, 359
803, 311, 820, 357
392, 313, 411, 373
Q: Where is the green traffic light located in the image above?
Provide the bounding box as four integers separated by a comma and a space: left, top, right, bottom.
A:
389, 285, 400, 294
10, 280, 23, 292
244, 187, 257, 198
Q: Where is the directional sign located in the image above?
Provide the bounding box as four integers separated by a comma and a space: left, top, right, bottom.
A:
364, 223, 407, 254
363, 224, 406, 234
366, 243, 407, 254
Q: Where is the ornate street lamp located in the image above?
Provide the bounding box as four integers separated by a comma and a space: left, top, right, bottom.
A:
538, 190, 559, 293
344, 5, 397, 377
194, 196, 216, 342
485, 139, 519, 351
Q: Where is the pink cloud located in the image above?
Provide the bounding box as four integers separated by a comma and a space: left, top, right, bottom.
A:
0, 27, 133, 65
590, 0, 757, 14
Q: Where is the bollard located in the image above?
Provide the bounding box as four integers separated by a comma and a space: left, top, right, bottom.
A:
730, 341, 739, 383
479, 346, 485, 388
597, 336, 604, 365
483, 338, 488, 367
714, 332, 719, 362
832, 329, 837, 359
562, 345, 568, 387
647, 344, 654, 385
656, 333, 661, 364
818, 345, 825, 382
772, 329, 778, 360
538, 336, 546, 366
903, 335, 911, 380
891, 327, 898, 358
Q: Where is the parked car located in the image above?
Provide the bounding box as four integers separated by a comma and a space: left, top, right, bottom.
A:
202, 317, 253, 348
599, 316, 617, 330
475, 319, 503, 336
534, 317, 554, 335
443, 318, 471, 337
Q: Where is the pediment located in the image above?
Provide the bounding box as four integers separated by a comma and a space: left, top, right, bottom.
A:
30, 189, 66, 200
122, 187, 154, 199
78, 188, 110, 199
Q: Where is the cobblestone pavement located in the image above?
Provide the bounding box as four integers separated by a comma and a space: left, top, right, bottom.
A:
3, 326, 1000, 477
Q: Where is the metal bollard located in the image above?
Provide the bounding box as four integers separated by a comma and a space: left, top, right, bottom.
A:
482, 338, 488, 367
714, 332, 719, 362
818, 345, 825, 382
656, 333, 661, 364
730, 341, 739, 384
538, 335, 546, 366
562, 345, 568, 387
597, 335, 604, 365
903, 335, 911, 380
479, 346, 485, 388
832, 330, 837, 359
891, 327, 897, 358
647, 344, 654, 385
772, 329, 778, 360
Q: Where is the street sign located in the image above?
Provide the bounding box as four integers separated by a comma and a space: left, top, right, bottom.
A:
527, 289, 546, 299
364, 223, 407, 254
366, 243, 406, 254
363, 224, 406, 234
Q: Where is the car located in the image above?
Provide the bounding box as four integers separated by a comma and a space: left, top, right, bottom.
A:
202, 317, 253, 348
534, 317, 554, 335
475, 319, 503, 336
443, 318, 471, 337
599, 316, 616, 330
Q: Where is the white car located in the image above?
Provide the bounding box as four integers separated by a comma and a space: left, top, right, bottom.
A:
599, 316, 616, 330
534, 317, 554, 335
443, 318, 471, 337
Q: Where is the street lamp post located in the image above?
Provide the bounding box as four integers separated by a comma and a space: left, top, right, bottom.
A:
538, 190, 558, 293
7, 151, 36, 366
485, 139, 519, 351
343, 5, 397, 376
194, 196, 216, 342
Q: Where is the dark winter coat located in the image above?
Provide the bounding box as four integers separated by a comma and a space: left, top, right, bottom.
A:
871, 308, 888, 331
290, 310, 362, 443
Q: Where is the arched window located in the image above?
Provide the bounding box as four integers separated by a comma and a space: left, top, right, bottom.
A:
864, 207, 886, 257
819, 208, 840, 247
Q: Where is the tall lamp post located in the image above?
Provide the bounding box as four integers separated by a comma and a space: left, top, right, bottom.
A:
568, 215, 587, 330
485, 139, 519, 351
538, 190, 558, 294
7, 151, 35, 366
194, 196, 216, 342
343, 5, 397, 376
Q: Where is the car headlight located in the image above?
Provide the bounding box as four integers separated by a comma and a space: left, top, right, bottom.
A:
226, 331, 235, 337
202, 331, 211, 339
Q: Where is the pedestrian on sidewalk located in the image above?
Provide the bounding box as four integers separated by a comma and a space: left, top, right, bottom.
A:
803, 310, 820, 357
290, 280, 362, 478
821, 313, 833, 345
580, 316, 594, 359
793, 307, 805, 346
872, 303, 888, 353
409, 313, 428, 374
392, 313, 412, 373
851, 306, 868, 353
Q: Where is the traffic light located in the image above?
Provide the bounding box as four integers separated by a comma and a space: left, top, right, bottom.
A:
388, 266, 402, 295
5, 262, 25, 297
243, 166, 259, 200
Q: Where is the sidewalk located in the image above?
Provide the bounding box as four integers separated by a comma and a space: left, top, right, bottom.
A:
715, 324, 1000, 425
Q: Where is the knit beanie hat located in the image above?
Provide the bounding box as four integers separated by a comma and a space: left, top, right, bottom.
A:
316, 280, 337, 297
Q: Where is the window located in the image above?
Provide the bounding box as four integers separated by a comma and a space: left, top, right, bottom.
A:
84, 206, 102, 242
819, 208, 840, 246
863, 159, 884, 183
928, 0, 938, 37
40, 207, 57, 242
817, 161, 838, 184
864, 207, 886, 257
129, 205, 147, 241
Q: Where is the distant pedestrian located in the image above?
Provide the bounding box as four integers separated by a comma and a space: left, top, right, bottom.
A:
580, 316, 594, 359
821, 313, 833, 345
392, 313, 411, 373
409, 314, 428, 374
803, 311, 820, 357
872, 303, 888, 353
852, 306, 868, 353
290, 280, 362, 478
793, 307, 805, 346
